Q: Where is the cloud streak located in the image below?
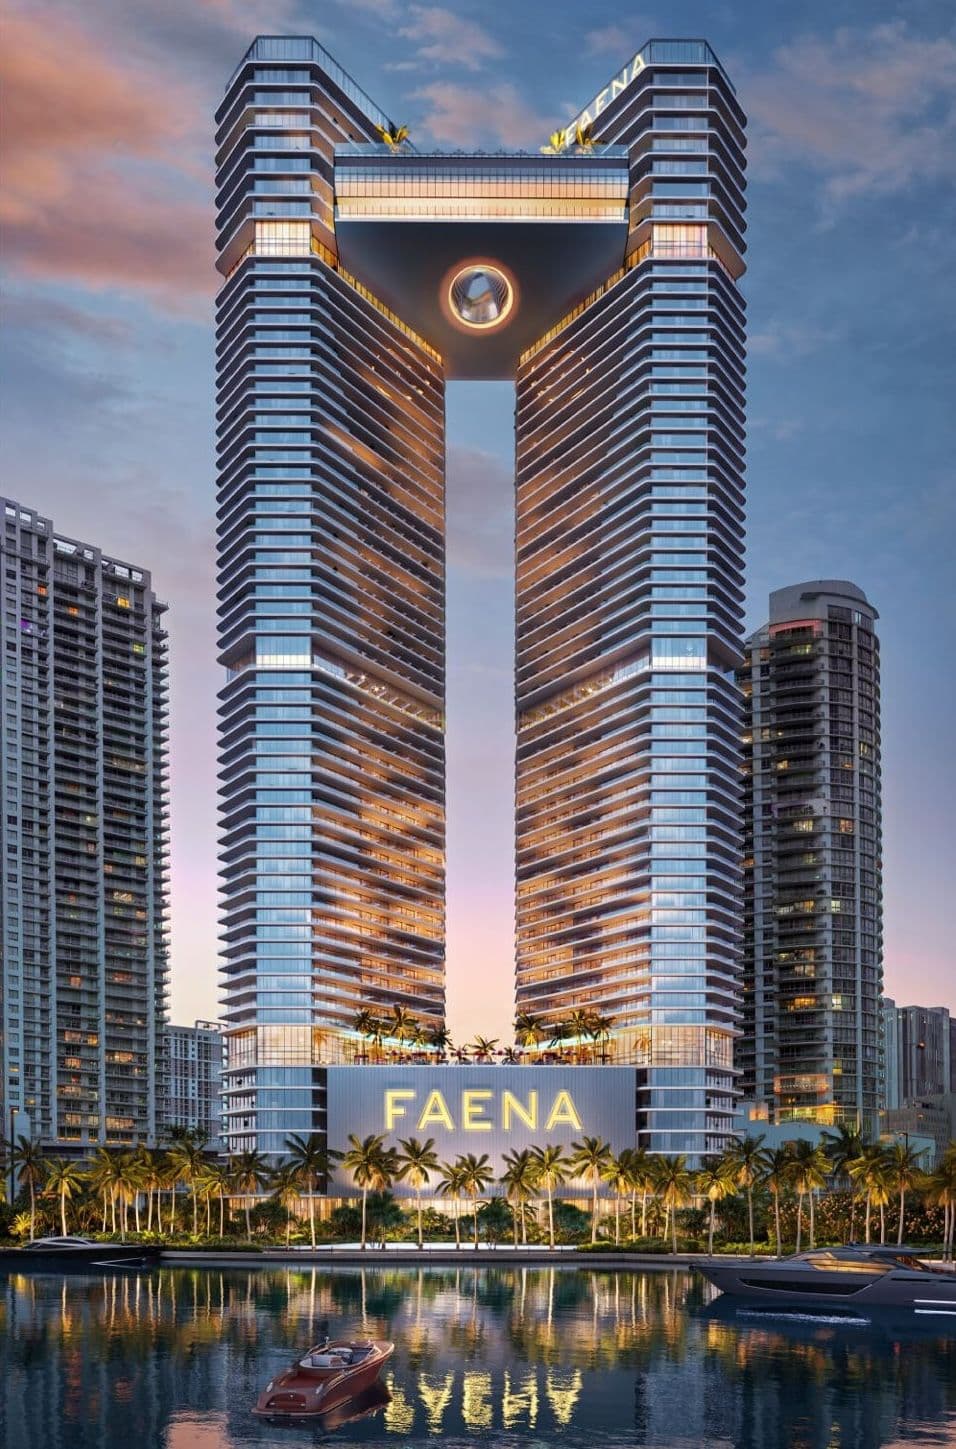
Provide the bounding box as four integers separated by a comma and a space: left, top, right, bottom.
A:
398, 6, 504, 71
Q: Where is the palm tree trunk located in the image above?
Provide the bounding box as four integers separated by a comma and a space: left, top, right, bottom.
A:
848, 1191, 856, 1244
773, 1190, 782, 1257
29, 1183, 36, 1242
309, 1181, 316, 1250
795, 1191, 803, 1253
747, 1186, 754, 1254
708, 1199, 716, 1255
473, 1194, 479, 1249
192, 1188, 198, 1236
101, 1190, 108, 1235
360, 1187, 368, 1250
60, 1190, 67, 1237
547, 1187, 555, 1249
641, 1190, 648, 1238
671, 1205, 678, 1256
245, 1197, 252, 1242
898, 1188, 905, 1245
111, 1190, 117, 1235
453, 1201, 461, 1250
522, 1202, 528, 1246
631, 1192, 637, 1241
591, 1180, 598, 1245
219, 1192, 225, 1237
512, 1203, 518, 1248
879, 1201, 886, 1244
864, 1193, 872, 1244
809, 1190, 815, 1250
417, 1189, 423, 1249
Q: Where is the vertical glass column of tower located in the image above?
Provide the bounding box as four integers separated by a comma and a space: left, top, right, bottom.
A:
215, 40, 446, 1155
739, 581, 882, 1134
515, 43, 746, 1157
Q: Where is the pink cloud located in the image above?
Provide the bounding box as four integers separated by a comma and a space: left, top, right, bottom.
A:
0, 5, 211, 302
399, 6, 504, 71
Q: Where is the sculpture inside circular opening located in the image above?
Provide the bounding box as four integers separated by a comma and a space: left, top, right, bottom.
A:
448, 264, 514, 329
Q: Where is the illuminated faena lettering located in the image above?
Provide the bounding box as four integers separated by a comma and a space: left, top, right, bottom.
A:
565, 53, 646, 146
545, 1090, 582, 1131
502, 1089, 538, 1129
462, 1089, 494, 1131
385, 1088, 416, 1129
417, 1089, 454, 1131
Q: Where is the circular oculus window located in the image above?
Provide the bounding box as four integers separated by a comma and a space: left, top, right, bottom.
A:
447, 264, 514, 329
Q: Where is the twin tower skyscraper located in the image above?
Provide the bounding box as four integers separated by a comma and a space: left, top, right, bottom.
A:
215, 38, 747, 1158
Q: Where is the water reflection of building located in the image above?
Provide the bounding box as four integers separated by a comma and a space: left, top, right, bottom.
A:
1, 1266, 954, 1447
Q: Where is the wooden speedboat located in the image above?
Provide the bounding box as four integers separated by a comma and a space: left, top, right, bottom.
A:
253, 1338, 394, 1419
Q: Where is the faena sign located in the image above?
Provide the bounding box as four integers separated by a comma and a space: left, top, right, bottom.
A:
325, 1063, 638, 1195
562, 53, 645, 147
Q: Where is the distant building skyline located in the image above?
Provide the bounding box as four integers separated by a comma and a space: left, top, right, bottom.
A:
739, 580, 882, 1135
0, 497, 168, 1151
883, 998, 953, 1110
164, 1019, 224, 1150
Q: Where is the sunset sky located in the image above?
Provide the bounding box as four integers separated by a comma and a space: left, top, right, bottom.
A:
3, 0, 954, 1041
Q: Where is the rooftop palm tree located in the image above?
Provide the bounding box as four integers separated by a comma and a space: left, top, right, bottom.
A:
500, 1148, 540, 1246
352, 1008, 380, 1059
695, 1157, 737, 1255
436, 1158, 468, 1249
11, 1135, 46, 1241
514, 1012, 543, 1050
375, 122, 411, 150
230, 1149, 271, 1242
470, 1036, 499, 1062
390, 1004, 419, 1053
724, 1134, 767, 1255
284, 1132, 329, 1249
653, 1154, 694, 1255
458, 1152, 494, 1249
337, 1133, 393, 1249
44, 1158, 84, 1237
533, 1144, 570, 1249
569, 1136, 613, 1244
566, 1008, 596, 1062
884, 1140, 926, 1245
789, 1140, 829, 1251
574, 121, 601, 152
589, 1012, 616, 1062
540, 128, 568, 155
426, 1022, 452, 1058
397, 1136, 440, 1248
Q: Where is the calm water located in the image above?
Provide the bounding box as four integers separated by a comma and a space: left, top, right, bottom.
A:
2, 1264, 955, 1449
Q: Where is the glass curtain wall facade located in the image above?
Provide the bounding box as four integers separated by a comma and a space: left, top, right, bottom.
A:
216, 40, 446, 1155
0, 499, 168, 1151
739, 581, 882, 1134
514, 44, 746, 1157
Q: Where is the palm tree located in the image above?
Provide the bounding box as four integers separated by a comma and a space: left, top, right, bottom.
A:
44, 1159, 84, 1236
762, 1146, 793, 1257
197, 1159, 231, 1238
884, 1140, 926, 1244
270, 1162, 302, 1247
653, 1155, 694, 1255
540, 129, 568, 156
426, 1023, 452, 1059
601, 1152, 634, 1245
789, 1141, 829, 1250
86, 1146, 121, 1234
532, 1144, 569, 1249
514, 1012, 542, 1050
695, 1158, 737, 1255
500, 1148, 540, 1246
565, 1009, 595, 1061
925, 1146, 956, 1261
397, 1136, 440, 1248
113, 1152, 144, 1240
725, 1134, 767, 1255
848, 1144, 891, 1244
230, 1149, 271, 1241
11, 1136, 46, 1241
133, 1145, 162, 1233
284, 1133, 329, 1249
338, 1134, 394, 1249
375, 122, 411, 150
352, 1008, 380, 1060
821, 1122, 866, 1240
574, 121, 601, 152
470, 1036, 499, 1062
569, 1136, 613, 1244
589, 1012, 616, 1063
457, 1152, 494, 1249
390, 1004, 419, 1054
436, 1159, 468, 1249
168, 1138, 207, 1235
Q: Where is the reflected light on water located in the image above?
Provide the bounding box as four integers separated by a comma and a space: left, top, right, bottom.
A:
0, 1265, 954, 1448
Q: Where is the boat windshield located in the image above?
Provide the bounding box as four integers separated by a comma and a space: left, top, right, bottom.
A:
802, 1253, 889, 1275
